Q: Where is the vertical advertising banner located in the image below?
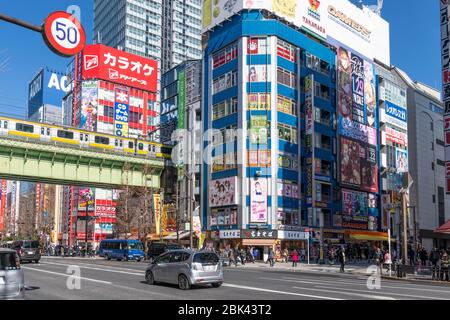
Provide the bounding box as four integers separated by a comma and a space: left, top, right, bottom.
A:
177, 71, 186, 181
250, 178, 268, 223
250, 115, 268, 145
0, 180, 3, 233
305, 74, 315, 207
153, 194, 161, 235
114, 87, 129, 137
441, 0, 450, 193
80, 81, 98, 131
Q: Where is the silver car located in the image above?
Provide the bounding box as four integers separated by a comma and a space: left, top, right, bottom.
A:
0, 249, 25, 300
145, 250, 223, 290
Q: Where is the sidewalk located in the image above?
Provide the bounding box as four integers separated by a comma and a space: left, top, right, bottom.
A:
230, 261, 370, 275
231, 261, 450, 285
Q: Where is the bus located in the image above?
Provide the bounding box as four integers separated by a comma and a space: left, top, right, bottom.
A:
99, 239, 144, 262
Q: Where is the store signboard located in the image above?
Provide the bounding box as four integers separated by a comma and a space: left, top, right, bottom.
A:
278, 230, 309, 240
219, 230, 241, 239
242, 229, 278, 239
384, 101, 407, 130
202, 0, 390, 65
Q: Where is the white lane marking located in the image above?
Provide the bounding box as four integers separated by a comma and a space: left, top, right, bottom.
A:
40, 261, 143, 276
314, 285, 450, 301
41, 260, 147, 272
291, 286, 396, 300
22, 266, 112, 284
222, 283, 343, 300
278, 276, 450, 294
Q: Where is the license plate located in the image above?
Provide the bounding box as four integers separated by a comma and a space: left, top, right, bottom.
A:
0, 277, 5, 285
204, 266, 215, 271
28, 251, 34, 255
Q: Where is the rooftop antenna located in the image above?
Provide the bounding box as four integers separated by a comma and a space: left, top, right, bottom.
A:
366, 0, 384, 16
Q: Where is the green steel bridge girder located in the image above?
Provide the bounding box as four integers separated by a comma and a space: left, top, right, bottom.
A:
0, 138, 164, 189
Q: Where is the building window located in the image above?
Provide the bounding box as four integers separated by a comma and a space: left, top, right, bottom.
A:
212, 70, 238, 94
278, 123, 298, 144
277, 95, 297, 116
212, 42, 238, 69
277, 39, 296, 62
212, 97, 238, 121
277, 67, 297, 88
103, 106, 114, 118
278, 153, 299, 171
432, 162, 435, 171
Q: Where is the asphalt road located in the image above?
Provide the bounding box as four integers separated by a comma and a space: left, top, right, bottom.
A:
20, 257, 450, 300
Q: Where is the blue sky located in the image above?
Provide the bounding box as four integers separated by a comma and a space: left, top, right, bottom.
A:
0, 0, 442, 118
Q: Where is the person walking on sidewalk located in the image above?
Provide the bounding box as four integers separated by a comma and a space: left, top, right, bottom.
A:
292, 249, 299, 267
375, 247, 383, 274
430, 247, 440, 280
338, 247, 346, 273
383, 250, 392, 275
283, 248, 289, 263
440, 250, 449, 282
229, 249, 237, 267
328, 247, 335, 266
268, 248, 275, 267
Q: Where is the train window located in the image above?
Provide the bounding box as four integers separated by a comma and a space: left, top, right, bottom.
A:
120, 140, 123, 147
95, 136, 110, 145
115, 139, 119, 147
128, 141, 134, 149
80, 134, 84, 141
153, 146, 156, 152
85, 134, 89, 142
57, 130, 74, 139
148, 144, 153, 152
47, 128, 51, 136
3, 121, 8, 129
41, 128, 45, 135
16, 123, 34, 133
138, 143, 144, 151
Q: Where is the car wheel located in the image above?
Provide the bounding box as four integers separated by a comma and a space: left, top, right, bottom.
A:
178, 274, 191, 290
35, 259, 40, 264
106, 255, 111, 261
145, 271, 155, 285
123, 255, 128, 262
211, 282, 222, 288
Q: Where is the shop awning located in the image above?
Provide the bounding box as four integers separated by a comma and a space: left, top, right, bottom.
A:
346, 231, 389, 241
163, 231, 191, 240
242, 239, 276, 246
434, 220, 450, 234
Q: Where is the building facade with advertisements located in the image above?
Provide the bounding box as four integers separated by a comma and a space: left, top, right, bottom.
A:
374, 63, 411, 255
393, 68, 450, 250
441, 0, 450, 195
201, 0, 391, 252
60, 44, 159, 246
160, 60, 202, 234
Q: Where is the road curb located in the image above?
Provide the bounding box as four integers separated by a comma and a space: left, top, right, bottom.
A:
380, 275, 450, 285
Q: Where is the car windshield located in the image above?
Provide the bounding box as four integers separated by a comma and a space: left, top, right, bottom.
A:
128, 242, 143, 250
0, 252, 18, 270
22, 241, 39, 249
193, 253, 220, 265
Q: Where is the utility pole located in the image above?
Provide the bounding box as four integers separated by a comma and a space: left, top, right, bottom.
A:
401, 191, 408, 265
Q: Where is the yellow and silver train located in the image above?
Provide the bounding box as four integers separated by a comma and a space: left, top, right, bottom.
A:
0, 116, 171, 159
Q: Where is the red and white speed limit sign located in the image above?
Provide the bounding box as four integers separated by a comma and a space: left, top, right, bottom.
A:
42, 11, 86, 57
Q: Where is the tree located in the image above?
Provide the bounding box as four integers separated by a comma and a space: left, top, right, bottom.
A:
17, 194, 37, 240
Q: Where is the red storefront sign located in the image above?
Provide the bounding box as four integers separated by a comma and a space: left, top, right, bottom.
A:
385, 126, 408, 147
80, 44, 158, 92
445, 115, 450, 131
447, 162, 450, 177
95, 199, 117, 222
446, 131, 450, 146
247, 38, 259, 54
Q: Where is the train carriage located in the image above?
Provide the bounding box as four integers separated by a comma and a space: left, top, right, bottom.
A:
0, 116, 166, 160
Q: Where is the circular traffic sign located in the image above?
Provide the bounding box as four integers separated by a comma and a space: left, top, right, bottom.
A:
42, 11, 86, 57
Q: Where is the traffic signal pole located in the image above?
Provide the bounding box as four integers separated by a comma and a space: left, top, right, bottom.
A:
0, 13, 42, 33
